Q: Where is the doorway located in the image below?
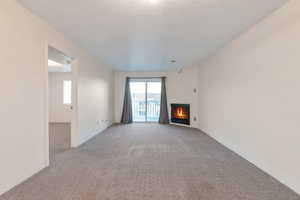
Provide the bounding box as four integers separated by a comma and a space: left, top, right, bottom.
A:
130, 79, 161, 122
47, 46, 73, 161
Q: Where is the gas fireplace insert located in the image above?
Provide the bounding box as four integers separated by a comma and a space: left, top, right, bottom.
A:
171, 104, 190, 125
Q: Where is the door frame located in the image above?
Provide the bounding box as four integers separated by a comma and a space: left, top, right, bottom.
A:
44, 42, 79, 166
130, 78, 161, 123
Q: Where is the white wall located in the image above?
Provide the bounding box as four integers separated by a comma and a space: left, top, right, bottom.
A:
77, 59, 114, 145
114, 67, 200, 128
0, 0, 114, 195
48, 72, 72, 123
197, 0, 300, 194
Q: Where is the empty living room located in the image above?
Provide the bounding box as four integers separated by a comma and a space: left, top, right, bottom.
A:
1, 0, 300, 199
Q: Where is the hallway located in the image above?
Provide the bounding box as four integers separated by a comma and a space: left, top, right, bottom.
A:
1, 124, 298, 200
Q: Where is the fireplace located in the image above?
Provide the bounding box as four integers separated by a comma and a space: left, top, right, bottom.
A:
171, 104, 190, 125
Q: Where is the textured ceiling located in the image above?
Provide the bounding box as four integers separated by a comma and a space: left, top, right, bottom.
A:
18, 0, 287, 71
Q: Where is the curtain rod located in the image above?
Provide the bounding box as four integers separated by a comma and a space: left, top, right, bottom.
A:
128, 76, 166, 79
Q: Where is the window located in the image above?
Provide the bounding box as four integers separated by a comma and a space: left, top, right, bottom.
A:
130, 79, 161, 122
63, 80, 72, 105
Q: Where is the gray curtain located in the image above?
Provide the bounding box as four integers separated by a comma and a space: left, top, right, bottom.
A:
159, 77, 169, 124
121, 77, 133, 124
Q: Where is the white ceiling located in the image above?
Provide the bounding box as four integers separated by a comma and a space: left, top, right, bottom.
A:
18, 0, 287, 71
48, 61, 71, 73
48, 46, 72, 72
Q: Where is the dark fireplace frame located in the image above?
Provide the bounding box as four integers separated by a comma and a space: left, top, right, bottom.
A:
171, 104, 190, 125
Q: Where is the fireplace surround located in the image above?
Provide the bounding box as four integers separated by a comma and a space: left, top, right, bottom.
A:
171, 104, 190, 125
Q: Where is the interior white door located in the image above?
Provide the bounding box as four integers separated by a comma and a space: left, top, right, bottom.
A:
48, 73, 72, 123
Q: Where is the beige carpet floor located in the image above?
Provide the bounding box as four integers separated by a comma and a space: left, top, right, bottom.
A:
1, 124, 299, 200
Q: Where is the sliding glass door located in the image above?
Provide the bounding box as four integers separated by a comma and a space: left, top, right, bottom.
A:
130, 81, 146, 122
130, 79, 161, 122
146, 82, 161, 122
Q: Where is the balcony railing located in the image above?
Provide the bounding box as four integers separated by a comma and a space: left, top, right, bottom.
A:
132, 99, 160, 122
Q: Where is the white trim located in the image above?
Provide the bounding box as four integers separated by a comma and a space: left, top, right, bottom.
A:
45, 43, 79, 164
70, 59, 79, 148
44, 41, 50, 167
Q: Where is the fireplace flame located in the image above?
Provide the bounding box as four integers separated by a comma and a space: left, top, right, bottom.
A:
175, 107, 187, 119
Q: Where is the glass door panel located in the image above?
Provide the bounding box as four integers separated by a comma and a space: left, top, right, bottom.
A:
130, 82, 146, 122
146, 82, 161, 122
130, 80, 161, 122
